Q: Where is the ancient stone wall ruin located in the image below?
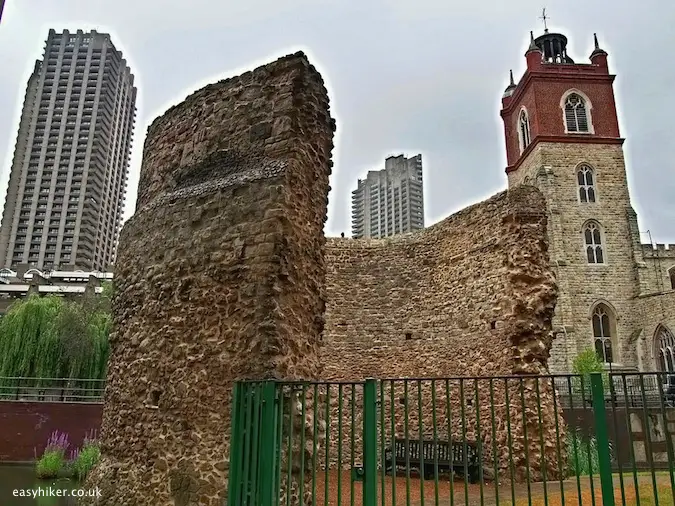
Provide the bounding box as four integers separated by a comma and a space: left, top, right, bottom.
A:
84, 49, 564, 504
85, 52, 335, 506
320, 186, 562, 479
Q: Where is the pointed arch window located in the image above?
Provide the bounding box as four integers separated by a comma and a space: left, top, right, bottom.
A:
564, 93, 590, 133
518, 109, 531, 153
592, 304, 615, 363
655, 326, 675, 373
669, 266, 675, 290
577, 164, 596, 203
584, 221, 604, 264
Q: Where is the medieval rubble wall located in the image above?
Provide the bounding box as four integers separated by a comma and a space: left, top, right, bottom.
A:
84, 52, 334, 506
319, 186, 562, 479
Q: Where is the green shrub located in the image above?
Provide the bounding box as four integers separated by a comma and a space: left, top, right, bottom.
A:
565, 428, 613, 477
71, 441, 101, 481
571, 348, 610, 397
35, 450, 66, 480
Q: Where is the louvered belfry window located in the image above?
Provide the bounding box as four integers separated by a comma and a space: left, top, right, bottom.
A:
564, 93, 590, 133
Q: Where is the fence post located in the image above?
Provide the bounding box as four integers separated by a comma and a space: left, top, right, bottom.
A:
259, 381, 278, 506
226, 382, 243, 506
590, 372, 615, 506
363, 378, 378, 506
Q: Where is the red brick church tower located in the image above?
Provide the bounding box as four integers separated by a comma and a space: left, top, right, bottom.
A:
498, 27, 650, 372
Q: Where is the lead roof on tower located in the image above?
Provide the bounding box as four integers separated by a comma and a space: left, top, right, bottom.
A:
533, 31, 575, 64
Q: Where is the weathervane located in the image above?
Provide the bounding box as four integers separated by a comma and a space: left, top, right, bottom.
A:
540, 8, 549, 33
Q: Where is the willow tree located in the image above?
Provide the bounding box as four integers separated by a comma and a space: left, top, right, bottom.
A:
0, 292, 111, 390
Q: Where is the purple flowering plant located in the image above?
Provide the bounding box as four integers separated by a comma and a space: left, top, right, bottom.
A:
45, 430, 70, 455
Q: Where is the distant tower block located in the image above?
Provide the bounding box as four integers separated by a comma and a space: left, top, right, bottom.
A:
84, 53, 334, 506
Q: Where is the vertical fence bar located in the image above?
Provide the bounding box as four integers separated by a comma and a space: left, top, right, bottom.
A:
286, 385, 294, 506
417, 380, 425, 506
459, 379, 469, 506
445, 379, 455, 506
656, 372, 675, 499
260, 381, 277, 506
379, 380, 386, 506
608, 373, 627, 506
337, 384, 344, 506
390, 381, 397, 506
620, 374, 641, 506
275, 385, 285, 506
534, 377, 548, 506
363, 378, 378, 506
350, 385, 356, 506
518, 377, 533, 506
227, 382, 244, 506
550, 376, 565, 506
504, 378, 516, 506
591, 372, 616, 506
324, 385, 331, 506
474, 378, 484, 505
404, 380, 411, 506
299, 384, 307, 506
638, 373, 661, 506
489, 379, 499, 506
431, 379, 440, 505
311, 383, 318, 506
249, 385, 262, 506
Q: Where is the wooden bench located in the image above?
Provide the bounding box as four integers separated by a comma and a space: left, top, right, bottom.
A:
384, 438, 481, 482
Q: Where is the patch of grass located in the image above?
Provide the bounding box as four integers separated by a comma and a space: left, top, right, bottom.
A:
508, 483, 673, 505
71, 440, 100, 481
35, 450, 66, 480
565, 429, 604, 477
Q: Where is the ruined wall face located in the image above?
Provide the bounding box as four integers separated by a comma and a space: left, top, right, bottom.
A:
323, 186, 554, 379
85, 53, 334, 506
321, 186, 562, 480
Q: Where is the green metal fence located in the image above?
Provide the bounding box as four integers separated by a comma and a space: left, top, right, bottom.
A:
227, 372, 675, 505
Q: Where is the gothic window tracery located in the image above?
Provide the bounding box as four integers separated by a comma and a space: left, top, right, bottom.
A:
655, 325, 675, 373
564, 93, 590, 133
583, 221, 604, 264
518, 108, 531, 153
577, 164, 596, 203
592, 303, 615, 363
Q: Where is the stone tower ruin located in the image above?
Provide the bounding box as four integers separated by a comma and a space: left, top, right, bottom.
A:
84, 52, 335, 505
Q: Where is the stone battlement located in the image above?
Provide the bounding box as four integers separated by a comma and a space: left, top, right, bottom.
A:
642, 243, 675, 258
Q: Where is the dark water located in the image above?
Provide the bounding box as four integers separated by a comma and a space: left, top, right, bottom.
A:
0, 465, 82, 505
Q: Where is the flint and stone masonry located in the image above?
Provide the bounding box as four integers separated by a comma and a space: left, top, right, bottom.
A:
85, 51, 565, 504
84, 52, 335, 506
322, 186, 563, 480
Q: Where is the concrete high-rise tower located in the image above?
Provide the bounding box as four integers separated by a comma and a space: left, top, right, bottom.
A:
351, 154, 424, 238
0, 29, 136, 271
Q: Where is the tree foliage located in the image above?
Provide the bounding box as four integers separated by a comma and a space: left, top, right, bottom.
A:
572, 348, 610, 395
0, 293, 110, 383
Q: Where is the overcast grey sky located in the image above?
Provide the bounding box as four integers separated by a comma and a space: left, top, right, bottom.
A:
1, 0, 673, 242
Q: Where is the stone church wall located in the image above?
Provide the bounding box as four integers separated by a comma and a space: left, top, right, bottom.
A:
508, 142, 643, 373
84, 52, 335, 506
